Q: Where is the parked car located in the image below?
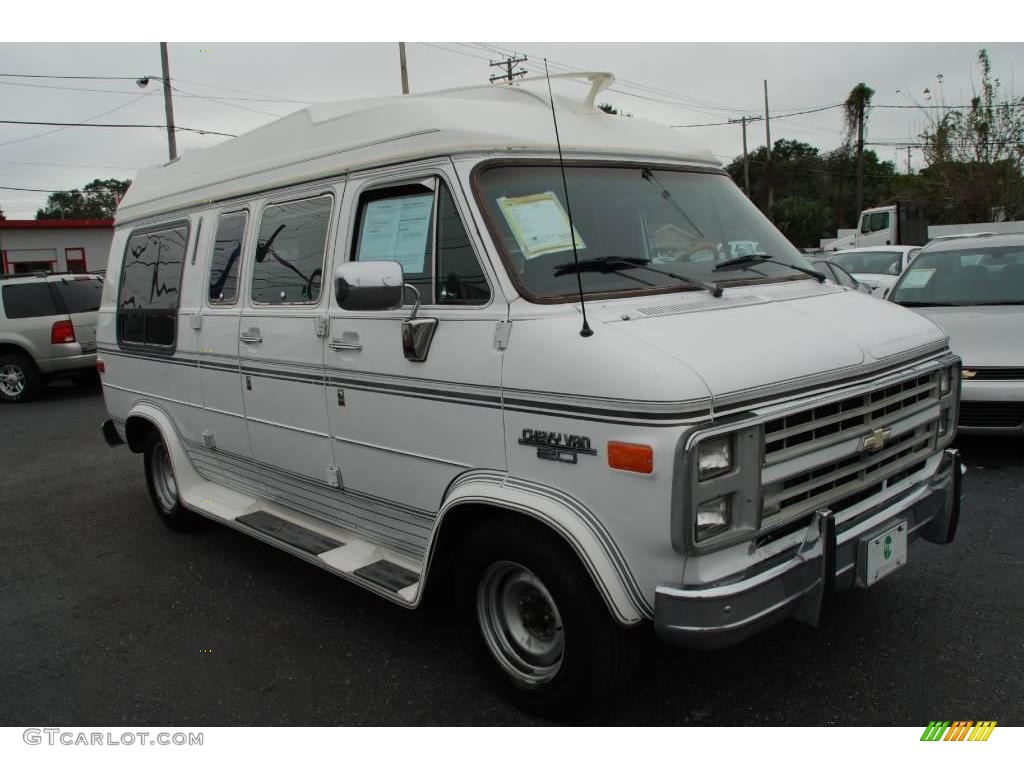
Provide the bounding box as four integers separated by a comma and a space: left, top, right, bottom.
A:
809, 258, 873, 295
888, 232, 1024, 434
98, 75, 963, 715
828, 246, 921, 297
0, 272, 102, 402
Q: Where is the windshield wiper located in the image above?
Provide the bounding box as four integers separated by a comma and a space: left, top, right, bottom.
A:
554, 256, 722, 297
713, 253, 826, 283
895, 301, 955, 307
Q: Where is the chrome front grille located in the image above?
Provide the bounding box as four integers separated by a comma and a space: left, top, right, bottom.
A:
764, 372, 939, 464
761, 371, 941, 525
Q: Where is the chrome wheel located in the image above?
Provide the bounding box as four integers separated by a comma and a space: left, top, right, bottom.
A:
0, 363, 26, 398
477, 561, 565, 686
149, 441, 178, 512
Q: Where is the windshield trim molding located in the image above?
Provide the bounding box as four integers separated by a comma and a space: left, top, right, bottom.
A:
469, 158, 805, 305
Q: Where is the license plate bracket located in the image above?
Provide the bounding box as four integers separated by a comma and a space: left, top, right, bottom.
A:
857, 520, 908, 587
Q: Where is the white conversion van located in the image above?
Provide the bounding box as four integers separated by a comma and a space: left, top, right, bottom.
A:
98, 74, 964, 715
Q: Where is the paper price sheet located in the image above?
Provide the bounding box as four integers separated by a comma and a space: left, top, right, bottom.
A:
497, 191, 587, 259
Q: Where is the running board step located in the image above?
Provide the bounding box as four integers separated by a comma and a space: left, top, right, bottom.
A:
354, 560, 419, 593
237, 510, 344, 555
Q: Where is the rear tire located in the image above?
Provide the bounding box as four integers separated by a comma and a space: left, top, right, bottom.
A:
456, 520, 639, 718
0, 352, 41, 403
143, 433, 204, 531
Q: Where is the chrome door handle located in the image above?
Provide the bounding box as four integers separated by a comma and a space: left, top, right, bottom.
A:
239, 330, 263, 344
329, 337, 362, 352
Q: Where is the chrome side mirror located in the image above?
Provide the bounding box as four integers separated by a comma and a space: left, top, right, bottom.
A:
401, 284, 438, 363
334, 261, 404, 311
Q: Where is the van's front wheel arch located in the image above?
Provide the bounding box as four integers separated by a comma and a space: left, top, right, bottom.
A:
455, 518, 639, 717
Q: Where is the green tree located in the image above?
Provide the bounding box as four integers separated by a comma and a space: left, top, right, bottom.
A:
726, 139, 897, 240
770, 196, 835, 249
843, 82, 876, 218
918, 49, 1024, 222
35, 178, 131, 220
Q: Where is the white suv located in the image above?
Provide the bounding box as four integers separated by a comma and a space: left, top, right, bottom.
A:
0, 272, 102, 402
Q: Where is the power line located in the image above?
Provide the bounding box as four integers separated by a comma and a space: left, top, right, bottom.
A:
0, 119, 235, 137
0, 92, 152, 149
671, 103, 843, 128
0, 72, 310, 103
0, 184, 63, 193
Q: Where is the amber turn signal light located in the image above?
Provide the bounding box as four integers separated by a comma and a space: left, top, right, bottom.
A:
607, 441, 654, 474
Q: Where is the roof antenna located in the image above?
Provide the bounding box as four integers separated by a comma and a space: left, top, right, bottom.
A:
544, 59, 593, 338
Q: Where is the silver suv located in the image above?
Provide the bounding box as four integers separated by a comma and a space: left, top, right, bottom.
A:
0, 272, 103, 403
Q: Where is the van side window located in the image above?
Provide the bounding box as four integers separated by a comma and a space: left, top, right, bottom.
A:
117, 223, 189, 347
351, 180, 489, 305
251, 194, 332, 304
436, 184, 489, 305
353, 183, 434, 299
208, 211, 247, 303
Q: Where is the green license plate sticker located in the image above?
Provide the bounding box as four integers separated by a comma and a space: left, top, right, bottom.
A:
865, 521, 908, 586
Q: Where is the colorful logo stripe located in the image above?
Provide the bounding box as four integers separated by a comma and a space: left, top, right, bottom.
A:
921, 721, 997, 741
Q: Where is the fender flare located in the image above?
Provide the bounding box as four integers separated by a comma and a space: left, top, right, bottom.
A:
123, 401, 208, 508
429, 470, 651, 625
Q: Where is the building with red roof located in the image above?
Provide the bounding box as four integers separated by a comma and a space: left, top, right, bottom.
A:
0, 219, 113, 275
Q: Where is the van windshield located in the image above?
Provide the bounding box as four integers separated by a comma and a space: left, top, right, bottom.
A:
475, 165, 811, 301
890, 245, 1024, 306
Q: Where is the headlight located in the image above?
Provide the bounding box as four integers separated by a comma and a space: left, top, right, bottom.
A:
939, 367, 952, 395
698, 435, 732, 480
696, 496, 731, 541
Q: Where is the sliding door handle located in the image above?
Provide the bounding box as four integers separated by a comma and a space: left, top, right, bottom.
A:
239, 330, 263, 344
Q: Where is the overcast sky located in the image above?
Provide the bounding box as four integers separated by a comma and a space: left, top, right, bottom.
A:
2, 41, 1023, 219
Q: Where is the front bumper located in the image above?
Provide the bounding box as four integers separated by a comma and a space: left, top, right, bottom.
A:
654, 448, 964, 649
958, 379, 1024, 435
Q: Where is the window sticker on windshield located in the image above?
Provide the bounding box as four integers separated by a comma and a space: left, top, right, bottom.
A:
497, 192, 586, 259
901, 268, 935, 289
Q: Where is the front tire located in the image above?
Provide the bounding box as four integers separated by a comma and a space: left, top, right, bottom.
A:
143, 433, 204, 531
456, 521, 639, 717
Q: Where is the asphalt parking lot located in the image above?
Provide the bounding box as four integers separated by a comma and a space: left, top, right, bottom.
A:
1, 385, 1022, 726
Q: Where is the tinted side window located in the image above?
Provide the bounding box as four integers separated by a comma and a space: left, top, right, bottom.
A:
1, 283, 59, 319
436, 184, 489, 305
209, 211, 247, 303
53, 278, 103, 313
252, 195, 332, 304
118, 224, 189, 347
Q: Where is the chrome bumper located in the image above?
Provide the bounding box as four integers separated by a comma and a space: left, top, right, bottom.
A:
654, 448, 964, 649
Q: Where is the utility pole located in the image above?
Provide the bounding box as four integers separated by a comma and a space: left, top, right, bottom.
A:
489, 54, 528, 84
855, 96, 865, 216
728, 115, 761, 197
159, 42, 177, 162
398, 42, 409, 95
906, 145, 912, 174
763, 80, 773, 216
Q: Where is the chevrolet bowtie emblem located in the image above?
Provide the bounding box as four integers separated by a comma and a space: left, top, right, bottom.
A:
961, 369, 977, 379
862, 427, 892, 453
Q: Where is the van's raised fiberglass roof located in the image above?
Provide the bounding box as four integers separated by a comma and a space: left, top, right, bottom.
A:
116, 73, 719, 225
